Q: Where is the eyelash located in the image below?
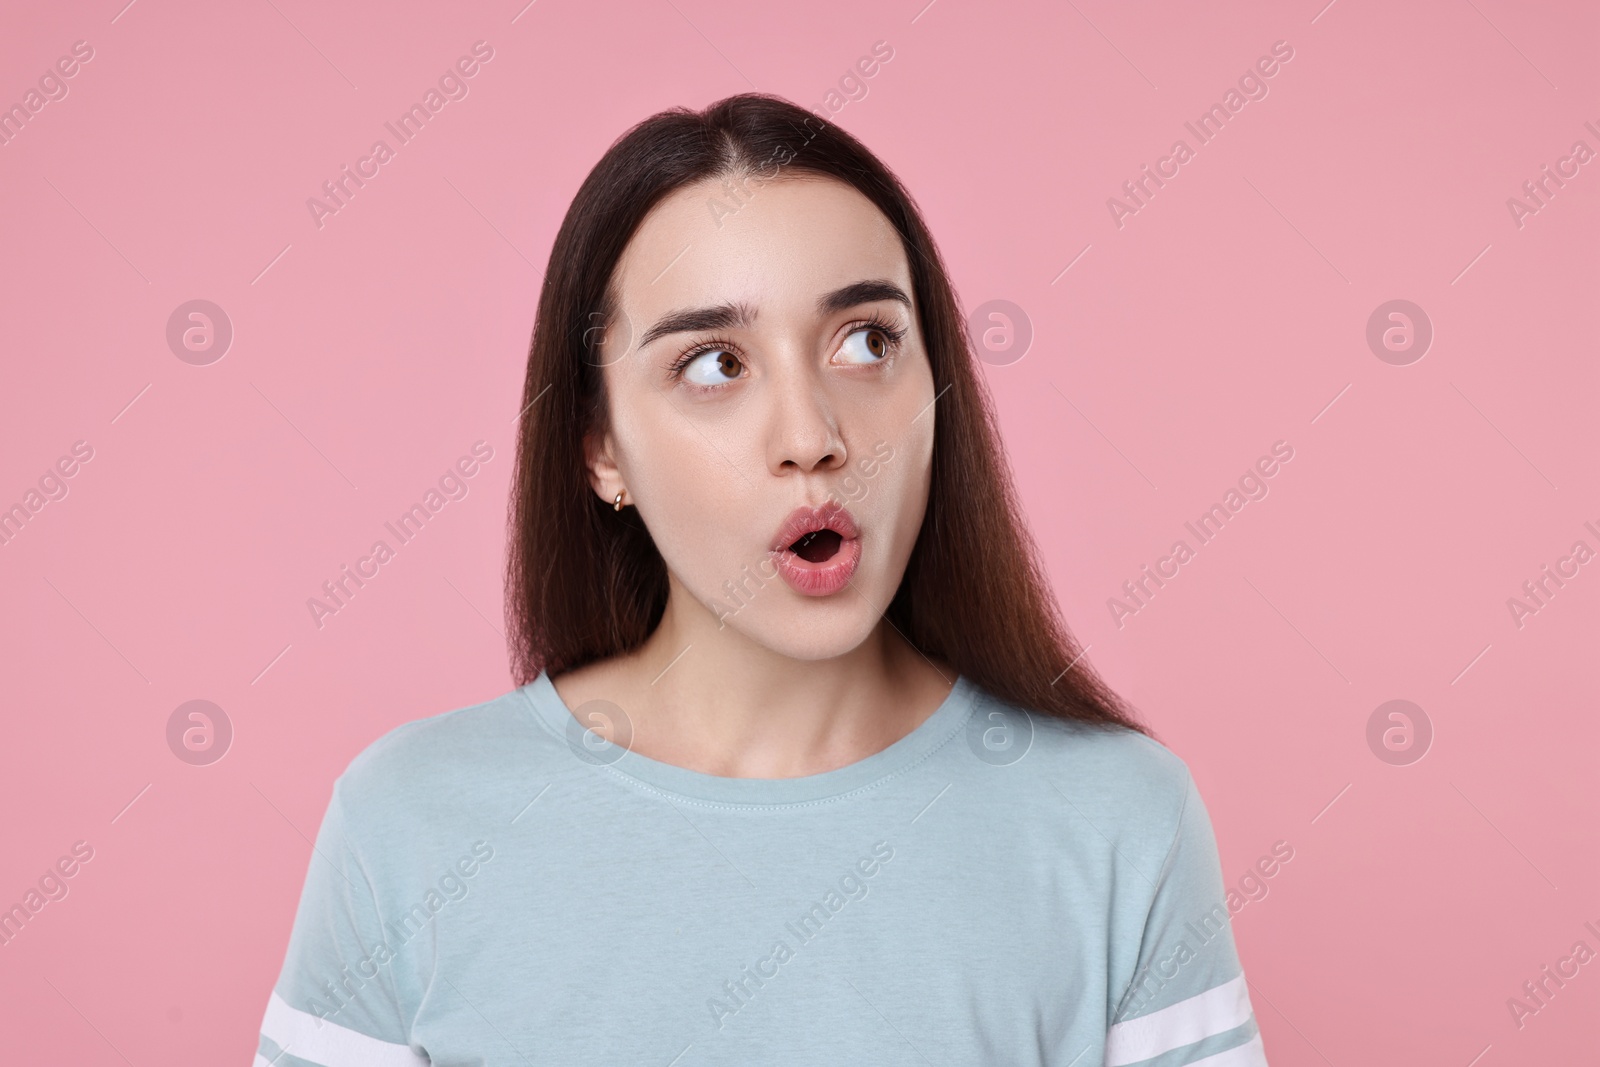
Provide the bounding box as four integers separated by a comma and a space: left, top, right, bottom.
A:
667, 314, 907, 389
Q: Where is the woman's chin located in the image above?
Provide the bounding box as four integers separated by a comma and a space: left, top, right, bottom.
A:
713, 605, 884, 662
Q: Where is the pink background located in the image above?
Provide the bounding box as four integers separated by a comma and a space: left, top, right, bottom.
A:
1, 0, 1595, 1062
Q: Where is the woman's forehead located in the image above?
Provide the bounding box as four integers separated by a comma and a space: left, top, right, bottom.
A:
610, 174, 912, 320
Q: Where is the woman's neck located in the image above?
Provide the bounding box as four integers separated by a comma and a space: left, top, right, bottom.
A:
550, 588, 954, 779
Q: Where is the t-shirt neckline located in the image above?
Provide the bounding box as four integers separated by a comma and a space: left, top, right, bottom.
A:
519, 669, 979, 807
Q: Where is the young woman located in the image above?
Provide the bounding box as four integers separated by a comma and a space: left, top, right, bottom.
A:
257, 94, 1269, 1067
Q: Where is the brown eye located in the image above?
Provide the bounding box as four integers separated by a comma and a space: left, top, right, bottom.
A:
682, 347, 744, 387
838, 326, 893, 365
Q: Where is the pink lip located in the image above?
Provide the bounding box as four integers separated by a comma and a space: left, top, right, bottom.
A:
769, 502, 861, 552
769, 502, 861, 597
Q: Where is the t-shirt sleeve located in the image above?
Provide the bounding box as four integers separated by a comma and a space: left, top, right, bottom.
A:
254, 777, 428, 1067
1105, 768, 1270, 1066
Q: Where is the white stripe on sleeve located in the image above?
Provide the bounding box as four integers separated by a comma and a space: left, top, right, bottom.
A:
1185, 1031, 1267, 1066
260, 991, 428, 1067
1106, 973, 1255, 1066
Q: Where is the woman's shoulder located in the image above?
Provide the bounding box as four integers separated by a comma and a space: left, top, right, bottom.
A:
330, 680, 563, 814
965, 682, 1197, 826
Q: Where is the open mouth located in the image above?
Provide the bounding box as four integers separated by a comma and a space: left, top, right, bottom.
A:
769, 503, 862, 596
788, 529, 844, 563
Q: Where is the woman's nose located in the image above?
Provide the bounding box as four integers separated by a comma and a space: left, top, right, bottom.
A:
766, 370, 847, 475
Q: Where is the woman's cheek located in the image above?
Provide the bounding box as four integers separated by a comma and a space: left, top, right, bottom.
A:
650, 481, 757, 593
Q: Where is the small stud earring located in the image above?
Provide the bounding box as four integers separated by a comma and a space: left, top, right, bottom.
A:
613, 491, 625, 511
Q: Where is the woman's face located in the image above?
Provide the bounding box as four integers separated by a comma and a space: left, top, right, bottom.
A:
590, 173, 937, 660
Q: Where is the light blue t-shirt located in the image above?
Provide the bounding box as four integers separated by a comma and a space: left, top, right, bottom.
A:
256, 671, 1269, 1066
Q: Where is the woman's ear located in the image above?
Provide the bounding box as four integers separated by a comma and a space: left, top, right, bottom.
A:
583, 428, 625, 505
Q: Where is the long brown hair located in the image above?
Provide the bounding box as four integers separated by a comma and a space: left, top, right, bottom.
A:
505, 92, 1146, 735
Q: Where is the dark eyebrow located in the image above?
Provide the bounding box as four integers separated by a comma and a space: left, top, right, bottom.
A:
817, 279, 913, 317
638, 301, 756, 350
637, 280, 912, 350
